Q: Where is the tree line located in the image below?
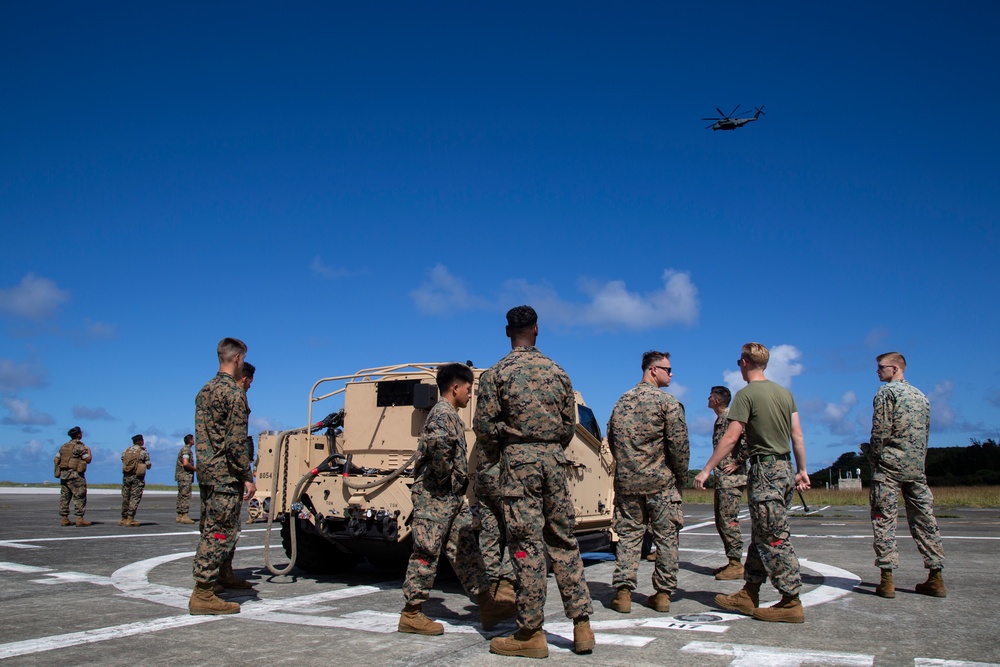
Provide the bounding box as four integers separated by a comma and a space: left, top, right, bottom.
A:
808, 439, 1000, 488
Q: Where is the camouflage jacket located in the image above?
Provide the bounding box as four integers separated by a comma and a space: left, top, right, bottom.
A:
869, 379, 930, 482
175, 443, 194, 482
606, 381, 690, 497
195, 371, 251, 487
57, 439, 89, 479
121, 444, 150, 476
414, 399, 469, 497
473, 346, 576, 464
713, 408, 748, 488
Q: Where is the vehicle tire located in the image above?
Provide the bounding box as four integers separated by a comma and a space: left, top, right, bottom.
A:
280, 517, 360, 575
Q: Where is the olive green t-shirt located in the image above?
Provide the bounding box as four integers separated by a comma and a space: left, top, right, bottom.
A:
727, 380, 796, 457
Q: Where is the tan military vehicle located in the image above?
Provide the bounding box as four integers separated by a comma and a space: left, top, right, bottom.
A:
257, 363, 614, 575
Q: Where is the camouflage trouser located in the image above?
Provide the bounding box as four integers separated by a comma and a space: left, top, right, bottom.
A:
176, 474, 193, 515
714, 484, 745, 560
121, 475, 145, 518
193, 484, 243, 584
477, 492, 516, 584
502, 443, 593, 631
59, 474, 87, 517
870, 472, 945, 570
744, 460, 801, 597
402, 493, 488, 604
612, 490, 683, 593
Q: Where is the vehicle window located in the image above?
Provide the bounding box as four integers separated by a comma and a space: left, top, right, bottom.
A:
577, 405, 601, 441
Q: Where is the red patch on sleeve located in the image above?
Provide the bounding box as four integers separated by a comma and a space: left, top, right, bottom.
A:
770, 539, 784, 547
729, 521, 739, 528
213, 532, 227, 540
418, 557, 429, 566
873, 513, 885, 519
515, 551, 527, 559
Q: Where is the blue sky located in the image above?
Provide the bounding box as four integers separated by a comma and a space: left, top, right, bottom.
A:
2, 2, 998, 486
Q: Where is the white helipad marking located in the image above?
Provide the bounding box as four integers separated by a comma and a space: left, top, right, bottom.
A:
0, 561, 52, 572
681, 640, 874, 666
0, 527, 267, 548
0, 615, 220, 660
31, 571, 115, 586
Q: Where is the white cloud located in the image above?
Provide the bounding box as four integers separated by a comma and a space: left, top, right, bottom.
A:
767, 345, 805, 387
724, 343, 804, 394
689, 414, 715, 437
0, 359, 47, 393
0, 273, 70, 320
84, 320, 117, 339
310, 257, 351, 280
411, 264, 491, 315
250, 415, 283, 433
927, 380, 955, 430
412, 265, 700, 331
72, 405, 116, 421
804, 391, 860, 436
667, 381, 689, 400
575, 270, 699, 329
1, 397, 55, 426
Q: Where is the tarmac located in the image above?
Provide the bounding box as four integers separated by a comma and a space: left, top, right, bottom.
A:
1, 489, 998, 666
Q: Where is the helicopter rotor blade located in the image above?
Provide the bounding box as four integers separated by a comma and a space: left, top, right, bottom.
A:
754, 105, 766, 115
729, 104, 740, 118
716, 107, 726, 118
705, 123, 717, 129
702, 117, 721, 121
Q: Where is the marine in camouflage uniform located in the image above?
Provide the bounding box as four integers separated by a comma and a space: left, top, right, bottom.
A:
694, 343, 810, 624
606, 351, 689, 612
473, 445, 516, 591
403, 400, 488, 605
120, 435, 151, 525
189, 337, 254, 616
175, 434, 196, 521
709, 386, 749, 577
475, 306, 594, 657
56, 426, 92, 525
861, 352, 945, 598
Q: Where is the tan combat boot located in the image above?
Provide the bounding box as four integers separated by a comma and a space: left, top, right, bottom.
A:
60, 517, 71, 526
752, 594, 804, 623
494, 579, 516, 605
715, 558, 744, 580
125, 517, 140, 527
610, 587, 631, 613
398, 603, 444, 635
915, 568, 947, 597
189, 582, 240, 615
490, 628, 548, 658
118, 518, 128, 526
218, 561, 254, 589
478, 590, 516, 630
75, 517, 92, 527
648, 591, 670, 612
876, 569, 895, 598
714, 582, 760, 615
573, 615, 595, 654
176, 514, 195, 524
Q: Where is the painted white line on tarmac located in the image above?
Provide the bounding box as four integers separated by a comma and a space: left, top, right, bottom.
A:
0, 527, 268, 548
31, 571, 115, 586
916, 659, 1000, 666
0, 615, 221, 660
0, 561, 52, 573
0, 541, 41, 549
681, 640, 874, 666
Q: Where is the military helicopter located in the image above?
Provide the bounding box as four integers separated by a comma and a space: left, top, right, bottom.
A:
703, 105, 765, 131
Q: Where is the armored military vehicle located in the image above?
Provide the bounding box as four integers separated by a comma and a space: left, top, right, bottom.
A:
256, 363, 614, 575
